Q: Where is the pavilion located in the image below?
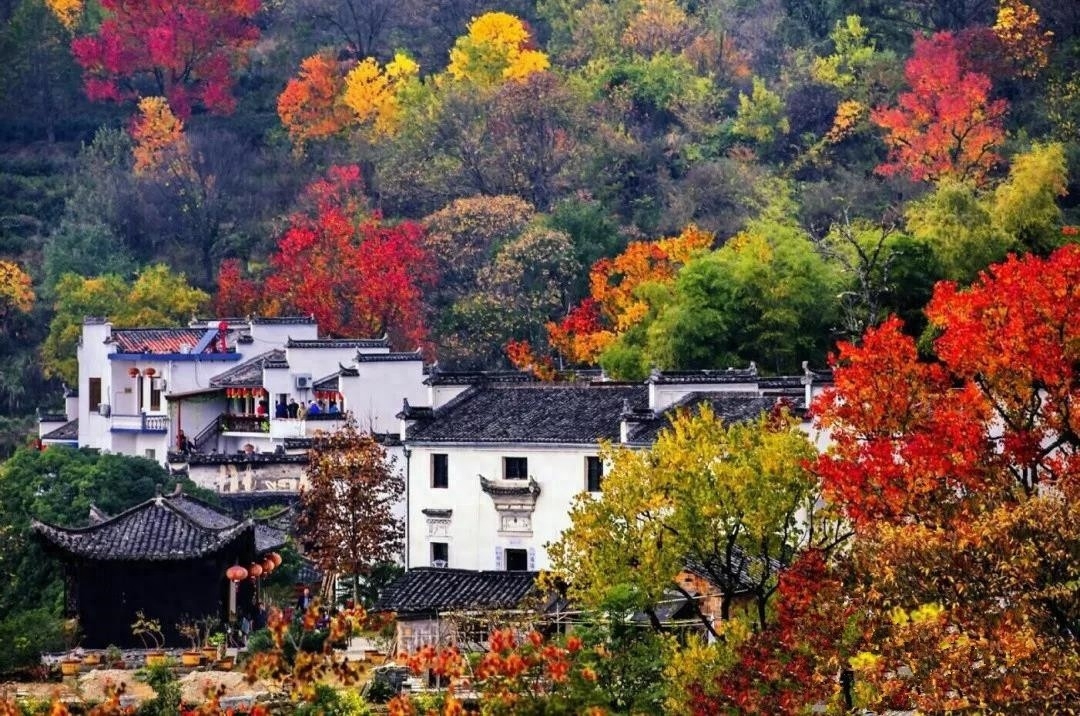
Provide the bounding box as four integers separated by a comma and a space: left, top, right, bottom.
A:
33, 487, 287, 647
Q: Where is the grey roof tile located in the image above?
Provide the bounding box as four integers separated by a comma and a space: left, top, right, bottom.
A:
209, 349, 285, 387
376, 568, 539, 616
41, 419, 79, 441
407, 384, 649, 444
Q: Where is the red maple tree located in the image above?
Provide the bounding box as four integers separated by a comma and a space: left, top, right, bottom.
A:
71, 0, 260, 117
871, 31, 1008, 185
216, 165, 434, 348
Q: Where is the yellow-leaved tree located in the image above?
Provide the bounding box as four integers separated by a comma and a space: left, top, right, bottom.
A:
341, 51, 420, 136
43, 266, 208, 383
45, 0, 82, 30
130, 96, 190, 177
447, 12, 550, 85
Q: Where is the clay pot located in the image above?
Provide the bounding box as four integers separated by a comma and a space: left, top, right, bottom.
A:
181, 651, 202, 667
60, 659, 81, 676
145, 652, 168, 667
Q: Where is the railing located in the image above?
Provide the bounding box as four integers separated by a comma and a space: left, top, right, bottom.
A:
192, 417, 220, 452
109, 413, 169, 433
219, 414, 270, 434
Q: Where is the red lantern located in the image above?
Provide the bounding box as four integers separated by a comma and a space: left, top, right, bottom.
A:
226, 565, 248, 582
143, 367, 156, 377
269, 552, 282, 568
262, 557, 275, 574
249, 563, 263, 578
128, 367, 140, 378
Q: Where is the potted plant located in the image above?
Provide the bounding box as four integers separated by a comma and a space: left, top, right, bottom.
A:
177, 617, 204, 666
131, 611, 167, 666
200, 619, 222, 662
206, 631, 226, 665
59, 617, 82, 676
105, 644, 125, 669
82, 650, 102, 667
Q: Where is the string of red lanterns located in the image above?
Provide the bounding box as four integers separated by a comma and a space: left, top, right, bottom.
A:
314, 390, 344, 401
225, 552, 281, 583
225, 387, 268, 399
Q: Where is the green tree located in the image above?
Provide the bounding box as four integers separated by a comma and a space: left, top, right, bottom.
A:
731, 77, 789, 148
641, 217, 843, 374
905, 179, 1015, 283
549, 405, 826, 633
0, 446, 202, 620
991, 142, 1068, 254
42, 265, 208, 384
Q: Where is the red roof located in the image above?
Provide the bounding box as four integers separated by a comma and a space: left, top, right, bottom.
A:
111, 328, 208, 354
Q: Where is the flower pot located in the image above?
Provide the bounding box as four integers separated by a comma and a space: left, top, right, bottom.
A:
82, 652, 102, 667
216, 656, 234, 671
201, 647, 220, 663
181, 651, 202, 667
145, 652, 168, 667
60, 659, 81, 676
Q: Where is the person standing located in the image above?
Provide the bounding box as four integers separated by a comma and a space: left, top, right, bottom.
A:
288, 398, 299, 419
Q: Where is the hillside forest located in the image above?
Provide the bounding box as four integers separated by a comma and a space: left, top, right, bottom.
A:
0, 0, 1077, 454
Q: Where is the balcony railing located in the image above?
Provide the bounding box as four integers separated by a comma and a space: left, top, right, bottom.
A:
219, 414, 270, 434
109, 413, 169, 433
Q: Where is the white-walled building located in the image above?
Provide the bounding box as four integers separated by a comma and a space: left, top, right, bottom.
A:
400, 366, 831, 573
43, 316, 426, 496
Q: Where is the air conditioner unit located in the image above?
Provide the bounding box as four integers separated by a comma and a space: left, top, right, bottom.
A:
294, 374, 312, 390
431, 560, 447, 568
98, 403, 111, 417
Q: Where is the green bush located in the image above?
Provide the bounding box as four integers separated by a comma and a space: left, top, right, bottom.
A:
0, 608, 65, 675
294, 684, 371, 716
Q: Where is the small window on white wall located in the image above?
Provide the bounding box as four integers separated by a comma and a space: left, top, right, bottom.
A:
504, 457, 528, 480
144, 448, 156, 461
431, 542, 448, 568
586, 456, 603, 492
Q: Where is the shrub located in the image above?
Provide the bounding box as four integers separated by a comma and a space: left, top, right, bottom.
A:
0, 609, 65, 675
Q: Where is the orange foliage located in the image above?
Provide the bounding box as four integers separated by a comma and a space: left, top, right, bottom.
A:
388, 628, 609, 714
871, 32, 1007, 185
130, 96, 190, 176
277, 52, 352, 149
554, 226, 711, 364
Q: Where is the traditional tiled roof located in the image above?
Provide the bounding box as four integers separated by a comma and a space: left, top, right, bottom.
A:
684, 549, 783, 594
285, 337, 389, 349
209, 349, 285, 388
251, 316, 317, 325
625, 393, 775, 445
376, 568, 539, 616
354, 350, 422, 362
31, 490, 286, 561
41, 419, 79, 442
110, 328, 209, 354
423, 370, 535, 386
32, 497, 253, 561
38, 413, 69, 423
648, 366, 758, 385
407, 384, 649, 444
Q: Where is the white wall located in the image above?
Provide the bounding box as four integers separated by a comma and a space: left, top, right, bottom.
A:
347, 361, 427, 434
406, 443, 599, 571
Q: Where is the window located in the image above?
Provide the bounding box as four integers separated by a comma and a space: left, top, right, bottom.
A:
88, 378, 102, 412
505, 548, 528, 571
432, 453, 448, 489
586, 456, 603, 492
144, 448, 156, 461
149, 379, 162, 412
431, 542, 448, 568
137, 376, 144, 412
504, 457, 528, 480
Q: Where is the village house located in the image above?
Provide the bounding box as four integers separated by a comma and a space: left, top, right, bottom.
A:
398, 364, 831, 574
41, 316, 426, 498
